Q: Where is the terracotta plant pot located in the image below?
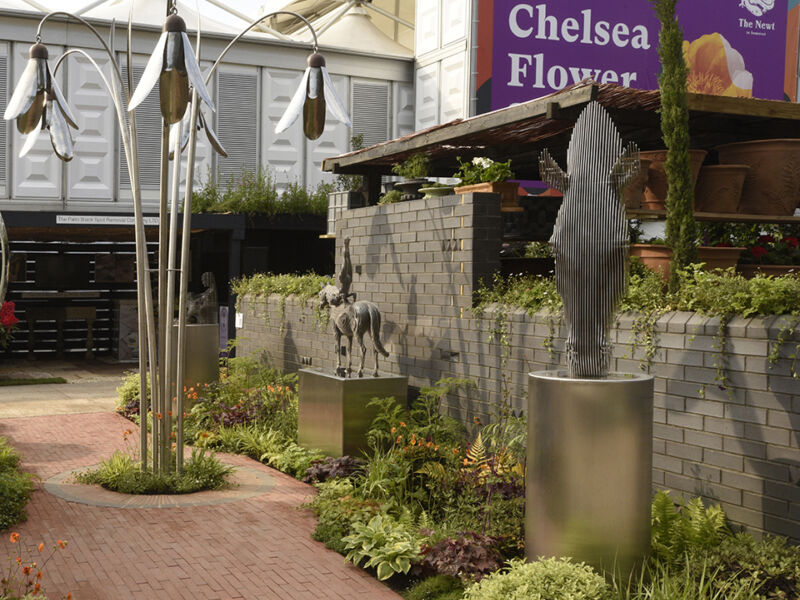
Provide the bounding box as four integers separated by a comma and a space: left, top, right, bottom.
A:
454, 181, 521, 212
622, 158, 652, 209
630, 243, 672, 282
696, 246, 745, 270
639, 149, 708, 210
738, 264, 799, 278
716, 139, 800, 215
693, 165, 749, 213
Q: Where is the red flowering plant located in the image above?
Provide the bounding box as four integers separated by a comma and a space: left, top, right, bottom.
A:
740, 231, 800, 265
2, 532, 71, 599
0, 301, 19, 349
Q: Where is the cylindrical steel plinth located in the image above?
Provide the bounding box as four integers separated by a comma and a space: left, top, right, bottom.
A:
526, 371, 653, 576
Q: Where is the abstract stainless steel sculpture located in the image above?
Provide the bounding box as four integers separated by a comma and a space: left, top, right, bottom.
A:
539, 101, 640, 377
186, 272, 218, 324
319, 238, 389, 377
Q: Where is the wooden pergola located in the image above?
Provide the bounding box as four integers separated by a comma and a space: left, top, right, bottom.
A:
322, 81, 800, 209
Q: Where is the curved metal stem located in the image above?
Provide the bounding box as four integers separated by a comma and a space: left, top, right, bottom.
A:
205, 10, 319, 84
53, 49, 115, 100
35, 12, 127, 98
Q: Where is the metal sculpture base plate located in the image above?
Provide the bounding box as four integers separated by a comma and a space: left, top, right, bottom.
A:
171, 323, 219, 412
526, 370, 654, 576
298, 369, 408, 457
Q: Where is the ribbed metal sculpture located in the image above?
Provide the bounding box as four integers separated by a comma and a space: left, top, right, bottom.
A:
539, 101, 640, 377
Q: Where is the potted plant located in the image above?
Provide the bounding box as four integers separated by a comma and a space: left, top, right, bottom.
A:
452, 156, 519, 211
418, 182, 455, 199
327, 134, 366, 235
391, 153, 431, 201
738, 227, 800, 278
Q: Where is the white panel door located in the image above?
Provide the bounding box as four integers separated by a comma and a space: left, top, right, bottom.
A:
11, 43, 63, 203
215, 65, 258, 185
441, 0, 468, 47
261, 67, 305, 192
0, 43, 8, 199
415, 0, 441, 56
392, 81, 415, 139
414, 63, 440, 131
440, 54, 466, 124
66, 49, 115, 201
306, 73, 350, 190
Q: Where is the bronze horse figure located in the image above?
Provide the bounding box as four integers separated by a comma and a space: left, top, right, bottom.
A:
319, 284, 389, 377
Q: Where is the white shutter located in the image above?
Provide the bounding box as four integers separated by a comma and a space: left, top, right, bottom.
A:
0, 49, 7, 198
261, 67, 305, 192
415, 0, 441, 56
415, 62, 440, 131
352, 80, 389, 148
119, 62, 163, 204
306, 72, 349, 189
216, 67, 258, 184
66, 49, 115, 202
441, 0, 468, 47
12, 43, 63, 203
440, 54, 466, 123
392, 81, 415, 139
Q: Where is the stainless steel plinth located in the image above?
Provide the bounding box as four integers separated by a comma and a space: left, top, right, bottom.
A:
171, 323, 220, 412
526, 371, 653, 576
298, 369, 408, 457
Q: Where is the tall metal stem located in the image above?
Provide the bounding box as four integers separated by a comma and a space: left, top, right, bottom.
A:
157, 122, 171, 472
176, 92, 200, 473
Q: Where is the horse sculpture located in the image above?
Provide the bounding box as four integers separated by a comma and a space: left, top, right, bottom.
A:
318, 237, 389, 377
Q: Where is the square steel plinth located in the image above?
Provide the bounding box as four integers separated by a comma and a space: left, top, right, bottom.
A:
298, 369, 408, 457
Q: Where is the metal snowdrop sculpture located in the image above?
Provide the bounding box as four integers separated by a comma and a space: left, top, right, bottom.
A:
3, 0, 350, 476
539, 101, 640, 377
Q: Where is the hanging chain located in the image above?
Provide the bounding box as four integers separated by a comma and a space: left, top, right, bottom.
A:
168, 0, 177, 15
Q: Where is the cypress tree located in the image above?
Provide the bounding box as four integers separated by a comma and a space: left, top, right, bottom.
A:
651, 0, 697, 292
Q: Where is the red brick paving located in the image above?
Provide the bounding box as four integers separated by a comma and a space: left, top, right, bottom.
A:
0, 412, 402, 599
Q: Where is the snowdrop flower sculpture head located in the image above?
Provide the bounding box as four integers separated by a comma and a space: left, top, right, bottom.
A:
128, 13, 214, 124
275, 52, 351, 140
169, 98, 227, 159
3, 43, 79, 161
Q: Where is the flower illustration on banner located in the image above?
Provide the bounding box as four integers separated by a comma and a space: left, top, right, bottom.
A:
683, 33, 753, 97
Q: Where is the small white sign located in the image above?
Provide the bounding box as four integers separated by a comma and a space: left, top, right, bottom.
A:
235, 312, 244, 329
56, 215, 160, 226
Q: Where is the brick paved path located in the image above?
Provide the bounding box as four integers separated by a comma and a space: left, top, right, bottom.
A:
0, 412, 401, 599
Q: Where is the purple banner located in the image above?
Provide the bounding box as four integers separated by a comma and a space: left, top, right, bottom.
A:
490, 0, 788, 110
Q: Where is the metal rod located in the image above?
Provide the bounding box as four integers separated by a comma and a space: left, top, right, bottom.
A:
312, 1, 356, 39
164, 119, 183, 471
205, 10, 319, 83
176, 90, 200, 473
362, 2, 414, 29
157, 121, 171, 473
203, 0, 292, 41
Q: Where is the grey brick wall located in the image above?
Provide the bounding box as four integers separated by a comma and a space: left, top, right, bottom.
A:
236, 193, 800, 541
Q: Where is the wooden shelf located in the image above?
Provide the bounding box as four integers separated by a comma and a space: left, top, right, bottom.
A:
627, 209, 800, 223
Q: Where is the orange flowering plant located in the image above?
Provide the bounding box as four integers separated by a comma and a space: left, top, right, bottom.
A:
2, 532, 70, 599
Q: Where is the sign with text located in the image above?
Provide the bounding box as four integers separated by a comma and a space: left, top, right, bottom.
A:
477, 0, 791, 112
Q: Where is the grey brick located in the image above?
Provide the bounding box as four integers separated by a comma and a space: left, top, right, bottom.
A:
685, 398, 724, 418
723, 504, 766, 530
700, 482, 742, 505
667, 441, 703, 461
654, 453, 683, 473
684, 430, 723, 450
742, 491, 789, 519
721, 470, 764, 494
704, 450, 743, 471
768, 375, 800, 395
745, 458, 791, 482
744, 423, 791, 447
654, 423, 684, 442
704, 416, 745, 437
723, 437, 767, 460
724, 404, 767, 425
667, 410, 704, 430
667, 311, 695, 333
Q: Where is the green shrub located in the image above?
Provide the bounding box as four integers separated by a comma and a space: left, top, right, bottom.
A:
392, 154, 430, 180
343, 514, 423, 580
697, 532, 800, 599
0, 439, 35, 530
463, 557, 612, 600
116, 371, 149, 420
404, 575, 464, 600
310, 478, 381, 553
378, 189, 403, 205
75, 448, 233, 495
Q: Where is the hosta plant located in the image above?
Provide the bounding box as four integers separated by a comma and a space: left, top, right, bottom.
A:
342, 514, 422, 581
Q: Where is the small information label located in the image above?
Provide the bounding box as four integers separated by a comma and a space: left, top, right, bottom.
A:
56, 215, 159, 226
235, 312, 244, 329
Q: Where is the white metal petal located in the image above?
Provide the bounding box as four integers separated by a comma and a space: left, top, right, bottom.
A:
321, 67, 351, 127
275, 68, 310, 134
19, 118, 43, 157
200, 111, 227, 157
128, 32, 168, 112
181, 33, 215, 111
48, 101, 74, 162
50, 77, 79, 129
4, 59, 40, 121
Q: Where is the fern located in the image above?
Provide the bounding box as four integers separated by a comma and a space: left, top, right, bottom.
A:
465, 431, 488, 468
651, 491, 731, 565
